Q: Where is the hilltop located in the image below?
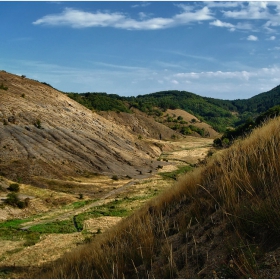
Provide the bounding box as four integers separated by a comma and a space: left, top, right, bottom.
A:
67, 85, 280, 133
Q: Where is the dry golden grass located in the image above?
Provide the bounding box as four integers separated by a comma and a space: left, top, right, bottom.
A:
35, 117, 280, 278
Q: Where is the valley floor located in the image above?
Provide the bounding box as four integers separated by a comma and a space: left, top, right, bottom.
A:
0, 136, 213, 279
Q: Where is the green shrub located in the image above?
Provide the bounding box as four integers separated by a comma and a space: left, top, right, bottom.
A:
0, 83, 8, 90
6, 192, 20, 207
5, 192, 28, 208
34, 119, 42, 129
180, 126, 192, 135
112, 175, 119, 181
8, 183, 20, 192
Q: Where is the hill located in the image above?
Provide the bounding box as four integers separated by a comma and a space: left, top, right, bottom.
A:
67, 85, 280, 133
36, 116, 280, 279
0, 71, 165, 188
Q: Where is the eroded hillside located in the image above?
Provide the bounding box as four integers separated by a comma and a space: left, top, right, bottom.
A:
0, 71, 162, 186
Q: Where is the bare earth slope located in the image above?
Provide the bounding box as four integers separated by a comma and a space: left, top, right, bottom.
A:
0, 71, 161, 186
98, 108, 182, 140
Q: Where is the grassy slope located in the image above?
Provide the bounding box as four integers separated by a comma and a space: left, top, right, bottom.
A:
37, 117, 280, 279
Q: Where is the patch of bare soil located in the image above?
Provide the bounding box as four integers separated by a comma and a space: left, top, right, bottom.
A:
83, 216, 123, 233
98, 109, 182, 140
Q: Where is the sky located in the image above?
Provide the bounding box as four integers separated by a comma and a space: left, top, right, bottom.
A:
1, 1, 280, 99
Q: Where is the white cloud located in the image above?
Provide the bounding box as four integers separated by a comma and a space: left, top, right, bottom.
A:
209, 19, 253, 32
174, 70, 253, 81
138, 12, 148, 20
204, 2, 240, 8
220, 2, 280, 33
33, 6, 214, 30
171, 79, 179, 85
210, 19, 236, 31
33, 8, 125, 28
93, 61, 147, 71
131, 2, 150, 8
268, 35, 276, 40
173, 67, 280, 83
223, 2, 270, 20
247, 35, 258, 41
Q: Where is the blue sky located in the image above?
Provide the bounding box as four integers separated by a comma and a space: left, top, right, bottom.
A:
1, 1, 280, 99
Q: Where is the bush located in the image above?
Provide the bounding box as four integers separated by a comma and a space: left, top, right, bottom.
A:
0, 83, 8, 90
5, 192, 28, 208
6, 192, 20, 207
34, 119, 42, 129
8, 183, 20, 192
180, 126, 192, 135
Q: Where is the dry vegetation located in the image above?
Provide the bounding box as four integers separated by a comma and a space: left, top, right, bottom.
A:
32, 117, 280, 278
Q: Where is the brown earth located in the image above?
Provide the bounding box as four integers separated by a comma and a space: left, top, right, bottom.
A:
0, 71, 166, 187
98, 109, 182, 140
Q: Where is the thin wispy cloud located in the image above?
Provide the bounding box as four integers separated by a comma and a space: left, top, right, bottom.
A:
173, 66, 280, 83
161, 50, 216, 63
131, 2, 150, 9
93, 62, 147, 71
204, 2, 240, 8
210, 19, 252, 32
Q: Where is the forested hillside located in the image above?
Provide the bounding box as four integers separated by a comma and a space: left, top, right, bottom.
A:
67, 85, 280, 132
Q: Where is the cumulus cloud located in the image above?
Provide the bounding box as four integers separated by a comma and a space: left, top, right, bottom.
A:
33, 6, 213, 30
247, 35, 258, 41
